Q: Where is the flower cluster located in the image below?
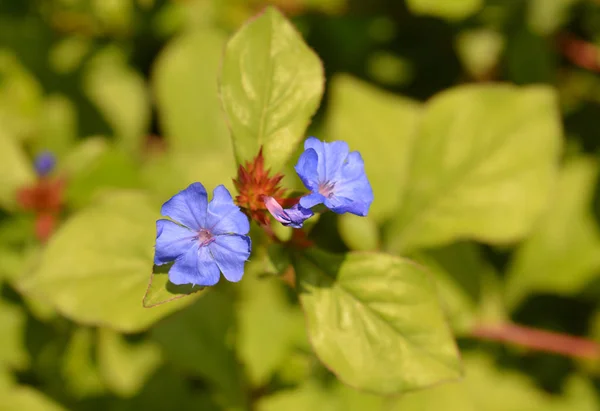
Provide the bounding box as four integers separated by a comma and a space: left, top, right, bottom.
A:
153, 137, 372, 287
17, 151, 65, 242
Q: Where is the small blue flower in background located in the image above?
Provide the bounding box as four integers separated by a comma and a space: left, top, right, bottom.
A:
154, 183, 251, 286
34, 151, 56, 177
295, 137, 373, 216
264, 196, 313, 228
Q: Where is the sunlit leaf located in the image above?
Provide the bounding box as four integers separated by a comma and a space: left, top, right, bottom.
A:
83, 47, 150, 154
390, 354, 595, 411
97, 327, 162, 397
220, 6, 324, 171
295, 249, 461, 394
236, 264, 303, 386
0, 130, 35, 212
35, 94, 77, 157
19, 191, 202, 332
506, 157, 600, 309
65, 147, 144, 209
0, 51, 42, 141
61, 328, 105, 398
0, 299, 29, 370
406, 0, 483, 21
326, 75, 421, 222
0, 385, 67, 411
384, 85, 562, 254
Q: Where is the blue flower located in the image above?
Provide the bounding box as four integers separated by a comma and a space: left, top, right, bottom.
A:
295, 137, 373, 216
264, 196, 314, 228
34, 151, 56, 177
154, 183, 251, 286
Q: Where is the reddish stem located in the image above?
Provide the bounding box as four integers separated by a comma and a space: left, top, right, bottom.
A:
558, 33, 600, 72
471, 323, 600, 360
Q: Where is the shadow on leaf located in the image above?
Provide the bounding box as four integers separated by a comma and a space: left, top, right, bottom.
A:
143, 263, 205, 308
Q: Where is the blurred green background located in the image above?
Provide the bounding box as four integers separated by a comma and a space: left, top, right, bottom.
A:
1, 0, 600, 410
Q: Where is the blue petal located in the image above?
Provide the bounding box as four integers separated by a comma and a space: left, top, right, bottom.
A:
299, 192, 325, 209
303, 137, 326, 181
294, 148, 319, 191
168, 245, 220, 286
283, 204, 314, 228
34, 151, 56, 176
264, 197, 313, 228
154, 219, 196, 265
206, 185, 250, 235
325, 194, 370, 216
209, 235, 251, 282
341, 151, 366, 181
322, 140, 350, 182
161, 183, 208, 230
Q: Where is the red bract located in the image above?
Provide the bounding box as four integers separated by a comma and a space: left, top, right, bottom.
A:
17, 177, 66, 242
233, 149, 293, 226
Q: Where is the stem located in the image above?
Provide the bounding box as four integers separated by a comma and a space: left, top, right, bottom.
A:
558, 33, 600, 72
470, 323, 600, 360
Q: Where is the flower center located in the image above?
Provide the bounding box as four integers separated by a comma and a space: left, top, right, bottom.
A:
318, 181, 335, 198
197, 229, 215, 247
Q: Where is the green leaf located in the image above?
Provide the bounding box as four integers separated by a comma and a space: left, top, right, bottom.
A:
505, 157, 600, 309
389, 354, 594, 411
35, 94, 77, 158
19, 191, 202, 332
65, 146, 144, 209
258, 380, 388, 411
455, 30, 504, 79
338, 214, 380, 251
142, 265, 204, 308
294, 249, 461, 394
0, 386, 67, 411
153, 28, 232, 155
384, 85, 562, 254
236, 264, 303, 386
151, 288, 247, 408
257, 381, 339, 411
61, 328, 105, 398
141, 151, 236, 207
220, 6, 324, 171
59, 136, 109, 176
0, 299, 29, 370
83, 47, 150, 154
527, 0, 581, 36
406, 0, 483, 21
412, 242, 492, 334
0, 50, 43, 142
151, 28, 237, 198
326, 75, 421, 222
97, 327, 162, 397
0, 130, 35, 212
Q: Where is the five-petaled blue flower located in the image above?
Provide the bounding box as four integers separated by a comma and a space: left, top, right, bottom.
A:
295, 137, 373, 216
34, 151, 56, 177
263, 196, 313, 228
154, 183, 251, 286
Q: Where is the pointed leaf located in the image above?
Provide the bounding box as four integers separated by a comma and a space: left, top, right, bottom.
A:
295, 249, 461, 394
236, 264, 303, 386
19, 191, 202, 332
0, 130, 35, 211
384, 85, 562, 254
406, 0, 483, 21
326, 75, 421, 222
506, 157, 600, 309
220, 6, 324, 171
83, 47, 150, 153
97, 327, 162, 397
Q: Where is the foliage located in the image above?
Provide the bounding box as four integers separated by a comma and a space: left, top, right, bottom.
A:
1, 0, 600, 410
